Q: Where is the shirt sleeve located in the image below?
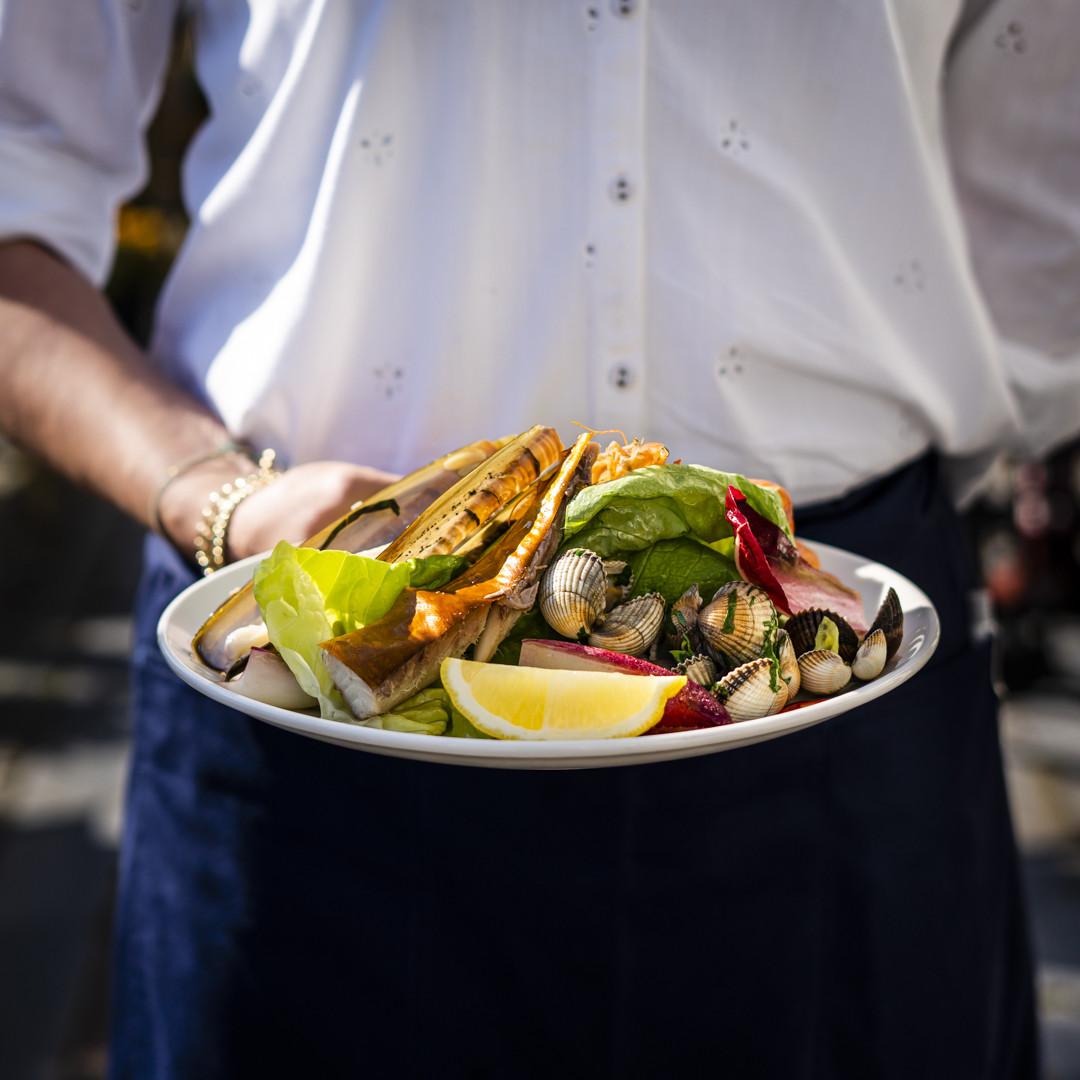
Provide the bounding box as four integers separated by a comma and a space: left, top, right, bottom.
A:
945, 0, 1080, 460
0, 1, 178, 285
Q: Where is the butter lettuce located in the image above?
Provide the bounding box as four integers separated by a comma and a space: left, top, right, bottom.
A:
361, 688, 450, 735
252, 542, 466, 722
562, 464, 791, 557
626, 537, 740, 603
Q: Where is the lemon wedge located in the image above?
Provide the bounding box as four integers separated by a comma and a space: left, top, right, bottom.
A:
440, 658, 686, 740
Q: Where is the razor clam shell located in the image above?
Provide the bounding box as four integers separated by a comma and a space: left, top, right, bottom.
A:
698, 581, 777, 665
588, 593, 666, 656
379, 425, 564, 562
192, 435, 513, 673
784, 608, 860, 664
675, 654, 718, 687
539, 549, 608, 638
798, 649, 852, 696
867, 587, 903, 661
775, 628, 801, 698
715, 657, 788, 723
851, 628, 888, 681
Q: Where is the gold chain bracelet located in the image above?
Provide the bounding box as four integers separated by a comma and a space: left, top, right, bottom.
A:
193, 448, 280, 575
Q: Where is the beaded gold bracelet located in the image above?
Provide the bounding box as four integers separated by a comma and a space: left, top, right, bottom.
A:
193, 448, 280, 575
147, 438, 254, 538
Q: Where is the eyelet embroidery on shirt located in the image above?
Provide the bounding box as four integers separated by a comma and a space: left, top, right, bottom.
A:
585, 5, 600, 31
584, 242, 596, 268
994, 21, 1027, 54
893, 258, 926, 294
374, 365, 405, 399
360, 133, 395, 167
721, 120, 751, 154
716, 345, 746, 380
240, 76, 261, 98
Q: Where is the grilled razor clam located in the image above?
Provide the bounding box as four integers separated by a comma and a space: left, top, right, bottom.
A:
192, 434, 511, 673
470, 440, 598, 662
322, 435, 595, 717
377, 426, 563, 563
322, 590, 492, 719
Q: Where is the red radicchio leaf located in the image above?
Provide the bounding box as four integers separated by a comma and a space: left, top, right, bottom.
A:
724, 486, 868, 633
725, 486, 794, 614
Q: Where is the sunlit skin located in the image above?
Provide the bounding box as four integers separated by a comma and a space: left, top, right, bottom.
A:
0, 241, 397, 562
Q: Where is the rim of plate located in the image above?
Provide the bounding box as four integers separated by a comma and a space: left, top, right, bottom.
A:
157, 542, 940, 764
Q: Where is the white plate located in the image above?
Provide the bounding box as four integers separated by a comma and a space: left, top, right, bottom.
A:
157, 542, 939, 770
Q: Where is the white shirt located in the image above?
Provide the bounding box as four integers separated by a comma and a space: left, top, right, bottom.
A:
2, 0, 1078, 504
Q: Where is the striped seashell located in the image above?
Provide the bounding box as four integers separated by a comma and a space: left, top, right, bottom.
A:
675, 654, 718, 688
785, 608, 860, 664
775, 628, 800, 698
698, 582, 777, 665
798, 649, 852, 696
588, 593, 666, 656
852, 628, 888, 681
867, 587, 903, 662
539, 549, 607, 639
714, 657, 788, 722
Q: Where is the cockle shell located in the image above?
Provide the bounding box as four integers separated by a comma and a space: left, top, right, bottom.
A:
867, 587, 903, 661
852, 628, 888, 681
775, 628, 800, 698
665, 584, 706, 659
798, 649, 852, 696
539, 548, 607, 638
675, 654, 718, 688
698, 582, 777, 665
588, 593, 666, 656
784, 608, 860, 664
714, 657, 788, 722
601, 559, 631, 610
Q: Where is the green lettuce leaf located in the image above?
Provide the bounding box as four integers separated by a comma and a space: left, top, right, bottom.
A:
361, 688, 450, 735
626, 537, 740, 603
562, 464, 791, 558
252, 542, 464, 722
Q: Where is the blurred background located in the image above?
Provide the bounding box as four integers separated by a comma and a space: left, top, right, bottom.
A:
2, 13, 1079, 1080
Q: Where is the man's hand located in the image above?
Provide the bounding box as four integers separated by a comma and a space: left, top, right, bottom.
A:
158, 458, 400, 564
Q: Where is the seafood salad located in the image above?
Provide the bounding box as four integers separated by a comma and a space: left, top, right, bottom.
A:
191, 427, 905, 739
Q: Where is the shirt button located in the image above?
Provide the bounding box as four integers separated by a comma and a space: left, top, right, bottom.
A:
609, 175, 633, 203
611, 0, 636, 15
609, 364, 635, 389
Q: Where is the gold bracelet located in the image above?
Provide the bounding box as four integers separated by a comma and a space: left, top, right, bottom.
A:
193, 448, 280, 575
148, 438, 255, 537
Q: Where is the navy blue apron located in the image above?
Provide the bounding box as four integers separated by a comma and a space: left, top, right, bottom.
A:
110, 453, 1038, 1079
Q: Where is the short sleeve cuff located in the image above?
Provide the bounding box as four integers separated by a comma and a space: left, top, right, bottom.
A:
0, 128, 122, 286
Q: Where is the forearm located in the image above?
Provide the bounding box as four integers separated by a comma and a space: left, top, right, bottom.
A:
0, 240, 399, 562
0, 240, 251, 543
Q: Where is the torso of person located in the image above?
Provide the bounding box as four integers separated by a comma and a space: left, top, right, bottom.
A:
130, 4, 1057, 500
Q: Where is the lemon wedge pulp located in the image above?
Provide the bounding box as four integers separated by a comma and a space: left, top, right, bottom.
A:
441, 659, 686, 740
